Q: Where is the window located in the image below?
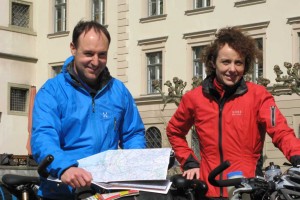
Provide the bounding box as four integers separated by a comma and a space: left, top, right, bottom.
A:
138, 36, 167, 94
148, 0, 163, 16
52, 65, 62, 77
194, 0, 211, 8
247, 38, 263, 83
147, 52, 162, 94
183, 29, 216, 82
298, 32, 300, 62
253, 38, 263, 82
11, 2, 29, 28
235, 21, 269, 82
287, 16, 300, 63
54, 0, 67, 32
192, 46, 207, 79
8, 83, 30, 115
92, 0, 105, 25
10, 0, 33, 31
293, 115, 300, 138
145, 127, 162, 148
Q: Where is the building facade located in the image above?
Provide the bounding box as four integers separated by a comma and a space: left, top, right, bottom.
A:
0, 0, 300, 170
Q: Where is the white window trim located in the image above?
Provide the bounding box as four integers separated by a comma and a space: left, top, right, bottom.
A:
234, 0, 266, 8
54, 0, 67, 33
183, 29, 216, 85
147, 52, 162, 94
138, 36, 168, 95
91, 0, 105, 25
287, 16, 300, 64
148, 0, 163, 17
49, 62, 64, 78
235, 21, 269, 80
194, 0, 210, 9
9, 0, 34, 33
192, 46, 207, 80
7, 83, 31, 116
185, 0, 214, 16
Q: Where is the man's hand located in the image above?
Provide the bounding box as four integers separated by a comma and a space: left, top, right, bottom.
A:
182, 168, 200, 180
291, 155, 300, 167
61, 167, 93, 188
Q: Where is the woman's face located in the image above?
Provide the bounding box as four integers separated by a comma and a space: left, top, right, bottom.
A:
214, 43, 245, 87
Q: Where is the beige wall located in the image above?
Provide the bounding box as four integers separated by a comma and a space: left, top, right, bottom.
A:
0, 0, 299, 173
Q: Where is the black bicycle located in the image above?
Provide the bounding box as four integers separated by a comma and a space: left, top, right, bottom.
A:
1, 152, 208, 200
208, 160, 300, 200
1, 154, 54, 200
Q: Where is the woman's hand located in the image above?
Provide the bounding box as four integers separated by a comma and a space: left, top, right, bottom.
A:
182, 168, 200, 180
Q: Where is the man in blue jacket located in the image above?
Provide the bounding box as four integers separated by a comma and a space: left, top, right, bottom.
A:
31, 20, 146, 199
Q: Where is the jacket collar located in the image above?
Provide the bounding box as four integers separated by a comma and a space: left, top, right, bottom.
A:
202, 75, 248, 99
62, 56, 112, 95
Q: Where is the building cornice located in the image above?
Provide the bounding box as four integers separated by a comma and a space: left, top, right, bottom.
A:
0, 52, 37, 63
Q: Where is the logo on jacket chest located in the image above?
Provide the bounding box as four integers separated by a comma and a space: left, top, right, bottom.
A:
102, 112, 109, 118
232, 110, 243, 116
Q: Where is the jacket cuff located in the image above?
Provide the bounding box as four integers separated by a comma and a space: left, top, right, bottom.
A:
183, 154, 200, 170
57, 161, 79, 179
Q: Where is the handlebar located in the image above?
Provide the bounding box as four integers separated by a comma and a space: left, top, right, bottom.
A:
37, 154, 54, 178
170, 174, 208, 200
208, 160, 244, 187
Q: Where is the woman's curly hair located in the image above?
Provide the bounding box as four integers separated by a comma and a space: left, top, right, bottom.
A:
201, 27, 262, 76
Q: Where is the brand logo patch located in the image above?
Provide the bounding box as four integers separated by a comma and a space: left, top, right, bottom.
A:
232, 110, 242, 116
102, 112, 108, 118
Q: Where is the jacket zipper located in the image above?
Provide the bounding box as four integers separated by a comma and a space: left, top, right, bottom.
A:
218, 102, 224, 197
92, 97, 95, 113
218, 96, 228, 197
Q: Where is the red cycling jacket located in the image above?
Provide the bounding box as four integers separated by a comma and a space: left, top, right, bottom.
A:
166, 76, 300, 197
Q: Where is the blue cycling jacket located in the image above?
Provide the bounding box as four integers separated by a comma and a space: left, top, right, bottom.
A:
31, 56, 145, 199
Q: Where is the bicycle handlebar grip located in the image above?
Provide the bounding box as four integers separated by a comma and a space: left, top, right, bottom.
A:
208, 160, 243, 187
37, 154, 54, 178
190, 179, 208, 195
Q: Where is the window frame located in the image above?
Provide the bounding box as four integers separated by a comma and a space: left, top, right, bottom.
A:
235, 22, 269, 82
192, 45, 207, 80
234, 0, 266, 7
145, 126, 162, 148
54, 0, 67, 33
137, 36, 167, 95
148, 0, 163, 17
9, 0, 33, 32
194, 0, 211, 9
183, 29, 216, 85
246, 37, 264, 83
146, 52, 162, 94
91, 0, 105, 25
49, 62, 64, 78
287, 17, 300, 64
7, 83, 31, 116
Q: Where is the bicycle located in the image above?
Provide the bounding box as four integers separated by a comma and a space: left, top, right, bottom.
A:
169, 174, 208, 200
208, 160, 300, 200
1, 152, 208, 200
1, 154, 54, 200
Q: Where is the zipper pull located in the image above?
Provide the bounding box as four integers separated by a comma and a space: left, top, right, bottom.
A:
92, 98, 95, 113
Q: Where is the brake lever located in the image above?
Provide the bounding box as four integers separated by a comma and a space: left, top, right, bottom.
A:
232, 182, 253, 195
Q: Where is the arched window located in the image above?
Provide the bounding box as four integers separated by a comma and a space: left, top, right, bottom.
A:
145, 127, 162, 148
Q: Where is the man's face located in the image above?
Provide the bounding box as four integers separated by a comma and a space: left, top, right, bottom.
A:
70, 28, 109, 87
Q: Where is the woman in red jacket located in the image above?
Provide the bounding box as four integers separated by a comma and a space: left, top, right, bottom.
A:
166, 27, 300, 199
